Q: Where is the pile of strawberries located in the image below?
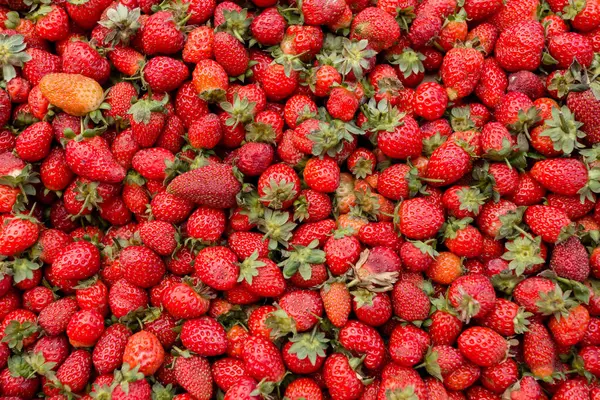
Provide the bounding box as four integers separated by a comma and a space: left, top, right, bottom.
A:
0, 0, 600, 396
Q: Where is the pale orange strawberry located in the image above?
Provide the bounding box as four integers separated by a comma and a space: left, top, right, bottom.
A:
39, 73, 104, 117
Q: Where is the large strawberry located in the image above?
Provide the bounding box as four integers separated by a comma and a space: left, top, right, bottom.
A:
167, 163, 241, 208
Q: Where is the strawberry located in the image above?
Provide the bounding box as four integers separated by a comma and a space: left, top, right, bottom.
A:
324, 231, 362, 275
378, 364, 428, 399
448, 274, 496, 322
65, 135, 127, 183
167, 163, 241, 208
440, 46, 484, 101
488, 0, 538, 31
143, 56, 189, 93
389, 324, 430, 367
282, 332, 328, 374
234, 142, 274, 177
174, 355, 214, 400
192, 59, 229, 103
242, 335, 286, 382
49, 349, 92, 395
530, 158, 589, 197
304, 157, 340, 193
0, 214, 39, 256
257, 163, 301, 209
92, 323, 131, 375
213, 32, 249, 77
324, 353, 365, 399
66, 309, 105, 348
140, 11, 185, 55
61, 41, 111, 84
183, 26, 214, 63
120, 245, 166, 288
278, 290, 323, 332
108, 279, 149, 318
194, 245, 238, 291
414, 82, 448, 121
457, 327, 507, 367
426, 141, 473, 187
392, 279, 431, 321
398, 197, 445, 240
39, 73, 105, 117
548, 304, 590, 346
127, 95, 168, 148
338, 320, 386, 370
567, 87, 600, 145
250, 8, 286, 46
495, 20, 544, 72
524, 205, 572, 243
550, 236, 590, 282
123, 330, 165, 376
258, 62, 299, 102
350, 7, 400, 52
284, 377, 323, 400
548, 32, 594, 69
51, 241, 100, 281
480, 298, 531, 337
212, 357, 249, 391
181, 316, 227, 356
238, 253, 286, 297
321, 281, 351, 328
523, 321, 556, 380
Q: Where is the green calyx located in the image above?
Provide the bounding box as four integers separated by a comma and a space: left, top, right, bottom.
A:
0, 258, 41, 284
2, 320, 39, 352
127, 94, 168, 124
389, 48, 425, 79
337, 38, 376, 80
113, 363, 145, 394
351, 287, 376, 309
495, 206, 527, 240
0, 34, 31, 83
259, 178, 298, 210
220, 93, 256, 128
308, 119, 362, 158
215, 9, 251, 43
539, 105, 585, 155
502, 235, 545, 276
455, 186, 487, 216
246, 121, 277, 144
449, 106, 476, 132
360, 98, 405, 134
265, 308, 297, 339
287, 329, 329, 366
237, 250, 266, 285
258, 209, 297, 250
443, 217, 473, 240
99, 4, 141, 46
279, 239, 325, 279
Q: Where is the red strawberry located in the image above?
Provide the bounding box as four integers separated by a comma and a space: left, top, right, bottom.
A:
140, 11, 185, 55
448, 274, 496, 322
51, 241, 100, 281
181, 316, 227, 356
174, 355, 214, 400
120, 245, 166, 288
0, 214, 39, 257
167, 163, 241, 208
123, 330, 165, 376
440, 46, 484, 100
92, 323, 131, 375
242, 335, 286, 382
324, 353, 365, 399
